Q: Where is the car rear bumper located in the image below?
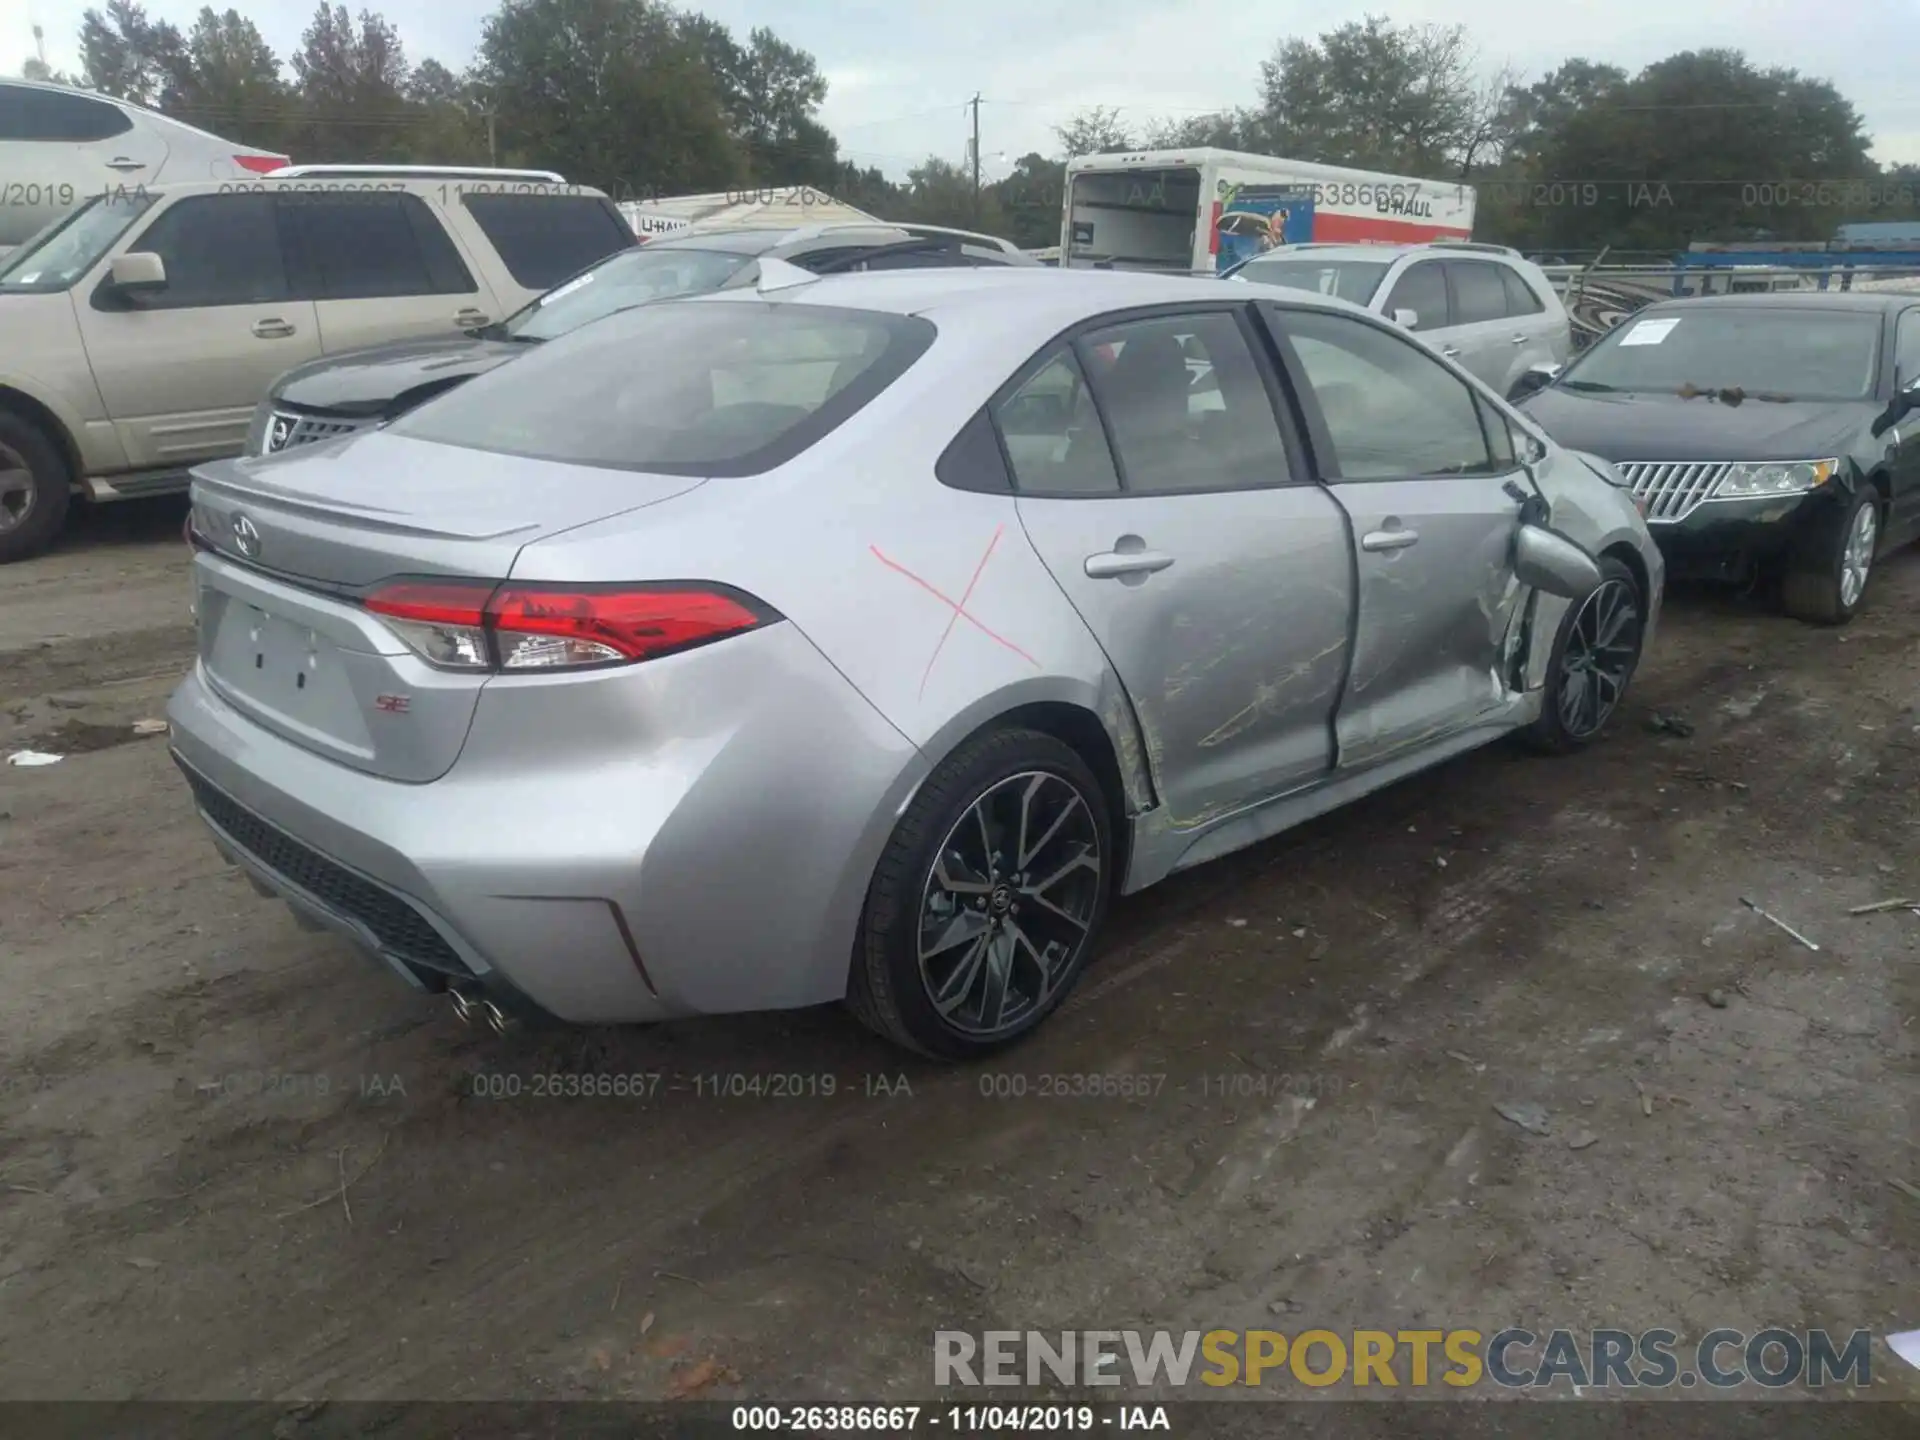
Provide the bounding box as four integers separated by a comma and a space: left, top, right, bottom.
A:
166, 622, 928, 1024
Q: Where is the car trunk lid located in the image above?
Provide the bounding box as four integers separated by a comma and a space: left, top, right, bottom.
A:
187, 432, 709, 782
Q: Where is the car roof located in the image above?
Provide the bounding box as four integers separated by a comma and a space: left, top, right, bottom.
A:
696, 264, 1379, 330
1637, 291, 1915, 315
118, 175, 612, 201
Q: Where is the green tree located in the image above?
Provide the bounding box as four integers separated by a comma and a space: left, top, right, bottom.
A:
169, 9, 294, 152
21, 58, 79, 84
899, 155, 1003, 231
290, 5, 413, 161
993, 151, 1065, 249
1054, 106, 1133, 160
78, 0, 189, 107
405, 58, 489, 165
1139, 110, 1262, 151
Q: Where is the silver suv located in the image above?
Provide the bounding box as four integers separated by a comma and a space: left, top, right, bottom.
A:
0, 169, 633, 561
1227, 241, 1572, 395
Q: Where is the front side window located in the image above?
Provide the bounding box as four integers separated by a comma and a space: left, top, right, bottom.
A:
0, 190, 154, 292
119, 193, 289, 307
1381, 261, 1448, 332
392, 301, 935, 475
1076, 310, 1292, 494
1272, 306, 1498, 479
462, 193, 635, 291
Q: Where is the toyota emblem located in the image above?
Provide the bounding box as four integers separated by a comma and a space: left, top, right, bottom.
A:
232, 513, 262, 558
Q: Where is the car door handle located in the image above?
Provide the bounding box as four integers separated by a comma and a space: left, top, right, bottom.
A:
105, 157, 148, 171
251, 318, 297, 339
1361, 528, 1420, 552
1511, 333, 1529, 344
1084, 549, 1175, 579
1440, 346, 1462, 358
455, 308, 490, 326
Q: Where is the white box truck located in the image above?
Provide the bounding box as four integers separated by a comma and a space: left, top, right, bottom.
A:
1060, 147, 1477, 275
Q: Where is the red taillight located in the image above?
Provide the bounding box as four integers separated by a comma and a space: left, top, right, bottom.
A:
233, 154, 289, 175
363, 579, 777, 672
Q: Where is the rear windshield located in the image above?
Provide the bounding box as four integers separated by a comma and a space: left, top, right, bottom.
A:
461, 192, 635, 290
392, 299, 937, 474
1235, 257, 1391, 306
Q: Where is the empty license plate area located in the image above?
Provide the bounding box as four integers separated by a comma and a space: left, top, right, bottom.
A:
204, 594, 376, 759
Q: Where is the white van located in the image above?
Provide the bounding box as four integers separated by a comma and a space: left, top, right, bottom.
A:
1060, 147, 1477, 276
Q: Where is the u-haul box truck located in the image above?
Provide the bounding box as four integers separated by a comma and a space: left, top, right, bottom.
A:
1061, 147, 1476, 274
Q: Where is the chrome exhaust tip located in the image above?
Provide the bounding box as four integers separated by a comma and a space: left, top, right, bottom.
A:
448, 987, 478, 1026
482, 1000, 515, 1035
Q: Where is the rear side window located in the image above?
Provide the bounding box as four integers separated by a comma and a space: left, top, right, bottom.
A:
462, 193, 634, 290
391, 300, 935, 475
0, 84, 132, 142
283, 192, 475, 298
990, 348, 1120, 495
1500, 265, 1546, 315
1447, 261, 1510, 325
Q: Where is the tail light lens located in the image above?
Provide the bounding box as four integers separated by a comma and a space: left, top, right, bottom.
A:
233, 154, 289, 175
363, 579, 780, 673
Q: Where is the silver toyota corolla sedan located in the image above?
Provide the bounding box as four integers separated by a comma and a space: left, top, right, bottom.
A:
168, 264, 1663, 1059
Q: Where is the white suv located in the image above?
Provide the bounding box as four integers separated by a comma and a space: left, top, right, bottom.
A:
0, 78, 288, 253
1228, 241, 1572, 395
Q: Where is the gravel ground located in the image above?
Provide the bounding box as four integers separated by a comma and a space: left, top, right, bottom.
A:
1, 497, 1916, 1432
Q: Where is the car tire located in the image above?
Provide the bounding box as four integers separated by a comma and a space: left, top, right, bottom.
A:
1519, 555, 1645, 755
847, 727, 1113, 1060
0, 410, 71, 565
1781, 486, 1879, 626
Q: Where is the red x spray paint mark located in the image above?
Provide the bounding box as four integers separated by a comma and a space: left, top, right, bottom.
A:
870, 524, 1041, 698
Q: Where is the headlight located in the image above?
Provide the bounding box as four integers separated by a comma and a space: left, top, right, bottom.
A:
244, 402, 272, 458
1714, 459, 1837, 498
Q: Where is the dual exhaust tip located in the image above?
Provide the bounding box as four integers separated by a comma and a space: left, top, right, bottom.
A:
448, 984, 515, 1035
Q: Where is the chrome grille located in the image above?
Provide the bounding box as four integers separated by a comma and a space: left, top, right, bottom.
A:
264, 410, 374, 454
1612, 460, 1734, 522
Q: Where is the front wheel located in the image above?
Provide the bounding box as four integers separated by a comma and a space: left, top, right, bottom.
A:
1782, 486, 1878, 625
1520, 556, 1645, 755
847, 728, 1112, 1060
0, 411, 72, 564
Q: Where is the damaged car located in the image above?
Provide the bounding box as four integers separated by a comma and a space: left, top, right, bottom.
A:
170, 266, 1661, 1059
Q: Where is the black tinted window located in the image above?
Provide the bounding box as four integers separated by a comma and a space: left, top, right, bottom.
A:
1569, 308, 1881, 401
392, 301, 935, 475
1273, 307, 1496, 479
284, 192, 473, 299
124, 194, 288, 307
1382, 262, 1448, 331
463, 193, 634, 290
1078, 311, 1291, 493
1448, 261, 1510, 325
991, 348, 1120, 496
1500, 265, 1545, 315
1896, 310, 1920, 386
0, 84, 132, 142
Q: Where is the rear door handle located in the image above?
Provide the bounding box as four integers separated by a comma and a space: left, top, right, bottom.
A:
1511, 333, 1529, 344
251, 318, 296, 339
105, 157, 148, 171
1361, 528, 1420, 552
455, 308, 490, 326
1440, 346, 1462, 358
1085, 549, 1176, 579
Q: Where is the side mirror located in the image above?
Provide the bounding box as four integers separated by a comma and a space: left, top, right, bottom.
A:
1507, 363, 1562, 403
1869, 375, 1919, 438
109, 251, 167, 294
1513, 521, 1603, 602
1392, 308, 1419, 329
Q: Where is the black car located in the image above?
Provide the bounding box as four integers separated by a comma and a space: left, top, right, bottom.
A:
249, 222, 1033, 457
1512, 292, 1920, 623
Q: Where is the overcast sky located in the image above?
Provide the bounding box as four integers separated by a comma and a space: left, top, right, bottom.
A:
10, 0, 1919, 178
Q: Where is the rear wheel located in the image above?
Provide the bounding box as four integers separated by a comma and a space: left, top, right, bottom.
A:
848, 728, 1111, 1060
1782, 486, 1878, 625
0, 411, 71, 564
1520, 556, 1645, 754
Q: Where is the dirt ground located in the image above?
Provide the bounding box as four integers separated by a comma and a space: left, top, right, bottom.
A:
2, 496, 1917, 1423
